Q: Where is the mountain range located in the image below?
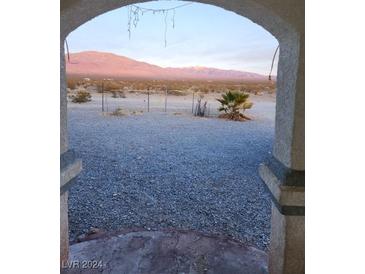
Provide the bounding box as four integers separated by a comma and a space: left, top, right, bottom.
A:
66, 51, 269, 81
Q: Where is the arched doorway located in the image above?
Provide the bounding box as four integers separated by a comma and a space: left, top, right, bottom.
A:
60, 1, 304, 273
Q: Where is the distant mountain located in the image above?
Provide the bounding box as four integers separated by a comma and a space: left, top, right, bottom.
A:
66, 51, 269, 81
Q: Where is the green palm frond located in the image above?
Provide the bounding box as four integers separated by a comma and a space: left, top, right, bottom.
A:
217, 91, 253, 117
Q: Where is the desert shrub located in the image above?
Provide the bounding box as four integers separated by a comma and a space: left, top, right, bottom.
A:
110, 108, 143, 116
71, 89, 92, 103
133, 82, 150, 90
197, 86, 210, 94
67, 79, 79, 90
194, 98, 208, 117
251, 86, 261, 95
104, 81, 124, 91
167, 90, 187, 96
66, 79, 275, 97
111, 90, 126, 98
110, 107, 127, 116
85, 85, 98, 93
239, 86, 250, 93
217, 91, 253, 121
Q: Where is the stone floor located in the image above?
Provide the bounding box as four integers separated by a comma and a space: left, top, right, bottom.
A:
61, 230, 268, 274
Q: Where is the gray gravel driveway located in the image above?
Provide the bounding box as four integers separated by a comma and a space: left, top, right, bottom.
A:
68, 94, 275, 251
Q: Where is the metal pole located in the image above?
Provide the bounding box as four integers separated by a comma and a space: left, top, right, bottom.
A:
105, 93, 108, 113
101, 81, 104, 112
147, 92, 150, 112
192, 92, 195, 113
164, 87, 167, 112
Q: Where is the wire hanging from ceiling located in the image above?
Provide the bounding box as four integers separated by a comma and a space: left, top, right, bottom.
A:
269, 45, 279, 81
127, 2, 194, 47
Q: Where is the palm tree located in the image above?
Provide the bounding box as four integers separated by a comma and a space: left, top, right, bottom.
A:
217, 91, 253, 121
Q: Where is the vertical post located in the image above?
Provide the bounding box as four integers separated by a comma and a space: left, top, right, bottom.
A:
147, 91, 150, 112
105, 93, 108, 113
192, 92, 195, 113
164, 87, 167, 112
101, 81, 104, 112
60, 42, 69, 265
259, 38, 305, 274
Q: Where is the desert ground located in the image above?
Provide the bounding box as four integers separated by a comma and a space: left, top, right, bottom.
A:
67, 90, 276, 251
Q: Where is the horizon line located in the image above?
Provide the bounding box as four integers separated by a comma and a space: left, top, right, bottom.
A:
67, 50, 277, 77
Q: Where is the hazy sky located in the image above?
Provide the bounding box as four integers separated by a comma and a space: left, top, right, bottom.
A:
66, 1, 279, 75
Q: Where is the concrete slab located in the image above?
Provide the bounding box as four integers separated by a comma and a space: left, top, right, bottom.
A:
61, 230, 268, 274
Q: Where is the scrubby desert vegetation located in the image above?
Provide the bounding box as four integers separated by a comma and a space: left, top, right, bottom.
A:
67, 77, 276, 97
68, 88, 92, 103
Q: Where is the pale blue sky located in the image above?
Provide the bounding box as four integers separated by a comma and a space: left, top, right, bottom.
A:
66, 1, 279, 75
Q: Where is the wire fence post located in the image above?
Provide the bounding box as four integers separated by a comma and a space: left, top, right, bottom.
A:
192, 92, 195, 113
147, 91, 150, 112
105, 93, 108, 113
164, 87, 167, 112
101, 81, 104, 112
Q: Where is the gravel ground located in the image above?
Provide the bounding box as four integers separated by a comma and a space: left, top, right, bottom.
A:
68, 93, 275, 251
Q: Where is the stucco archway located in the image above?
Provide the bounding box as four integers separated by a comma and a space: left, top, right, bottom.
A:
60, 1, 304, 273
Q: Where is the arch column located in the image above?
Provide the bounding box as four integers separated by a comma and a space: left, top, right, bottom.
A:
259, 34, 305, 274
60, 41, 82, 264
